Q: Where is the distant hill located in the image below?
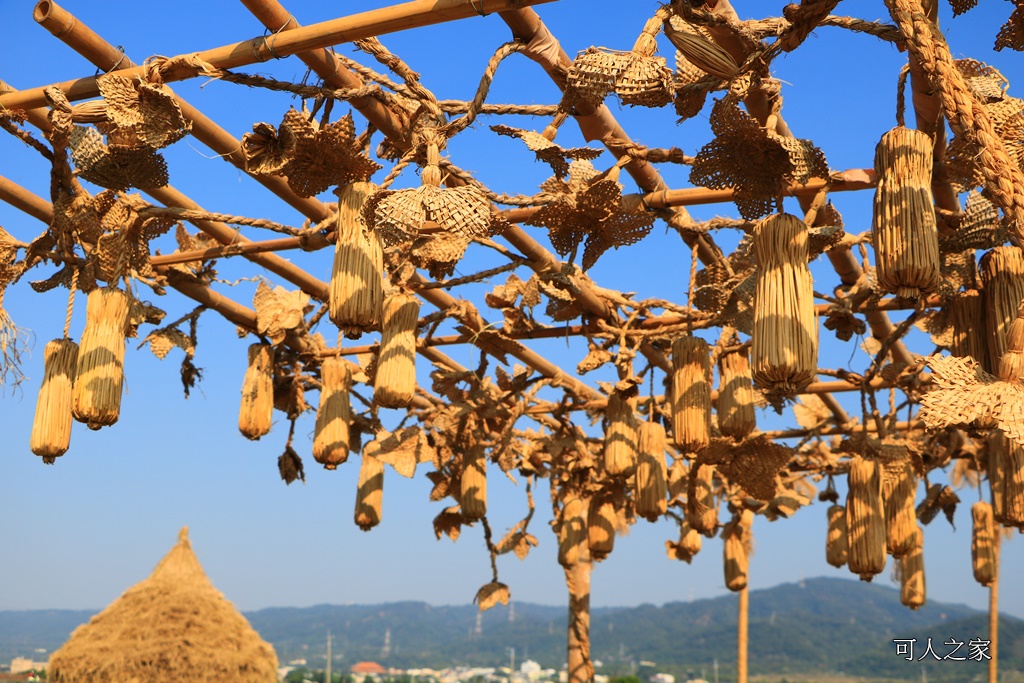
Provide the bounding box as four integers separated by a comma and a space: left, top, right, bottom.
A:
1, 577, 1020, 681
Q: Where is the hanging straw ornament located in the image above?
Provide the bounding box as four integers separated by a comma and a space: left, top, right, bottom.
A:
238, 342, 275, 440
31, 274, 80, 461
688, 464, 719, 536
312, 357, 352, 470
71, 286, 129, 430
1003, 435, 1024, 527
460, 444, 488, 521
558, 495, 588, 567
490, 123, 602, 179
972, 501, 997, 586
872, 127, 941, 300
604, 392, 638, 477
635, 421, 668, 522
981, 246, 1024, 371
374, 292, 420, 409
588, 497, 617, 561
989, 430, 1008, 523
949, 290, 991, 371
723, 509, 754, 592
717, 345, 756, 440
846, 457, 887, 581
670, 335, 711, 452
354, 448, 385, 531
882, 460, 918, 558
996, 6, 1024, 51
330, 182, 384, 336
826, 504, 848, 568
751, 214, 818, 394
666, 521, 703, 563
899, 526, 926, 609
663, 14, 739, 81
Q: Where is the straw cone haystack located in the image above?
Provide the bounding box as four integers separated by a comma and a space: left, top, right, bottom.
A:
48, 527, 278, 683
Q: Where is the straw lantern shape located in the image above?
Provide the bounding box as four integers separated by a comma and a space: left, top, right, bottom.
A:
949, 290, 991, 371
355, 450, 385, 531
461, 444, 488, 521
846, 457, 887, 581
329, 182, 384, 335
72, 287, 129, 430
671, 335, 711, 451
635, 421, 668, 522
972, 501, 997, 587
312, 357, 352, 470
604, 392, 638, 476
375, 292, 420, 409
826, 504, 848, 568
588, 497, 617, 562
689, 464, 719, 537
871, 127, 941, 299
883, 460, 918, 558
899, 526, 926, 610
981, 246, 1024, 374
723, 509, 754, 592
47, 527, 278, 683
751, 214, 817, 394
239, 342, 274, 441
30, 338, 79, 461
558, 495, 588, 567
717, 346, 756, 439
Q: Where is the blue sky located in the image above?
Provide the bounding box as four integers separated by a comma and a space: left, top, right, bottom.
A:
1, 0, 1023, 623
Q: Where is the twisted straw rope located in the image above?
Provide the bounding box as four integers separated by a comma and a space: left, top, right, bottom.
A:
778, 0, 845, 52
136, 207, 302, 237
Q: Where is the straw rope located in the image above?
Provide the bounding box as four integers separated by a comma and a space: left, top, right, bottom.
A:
0, 116, 54, 161
137, 207, 303, 237
63, 267, 79, 340
445, 41, 525, 137
777, 0, 845, 52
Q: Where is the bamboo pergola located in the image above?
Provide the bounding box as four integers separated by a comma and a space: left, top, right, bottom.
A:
1, 1, 1023, 681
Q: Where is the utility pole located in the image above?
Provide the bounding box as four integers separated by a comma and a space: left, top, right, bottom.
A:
326, 631, 332, 683
508, 646, 515, 683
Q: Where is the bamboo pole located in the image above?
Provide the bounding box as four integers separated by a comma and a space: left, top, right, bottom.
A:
990, 529, 1000, 683
565, 559, 594, 683
1, 0, 558, 111
738, 585, 749, 683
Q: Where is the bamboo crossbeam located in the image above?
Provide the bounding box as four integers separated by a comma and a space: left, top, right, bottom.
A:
0, 174, 52, 224
1, 0, 557, 111
763, 420, 924, 440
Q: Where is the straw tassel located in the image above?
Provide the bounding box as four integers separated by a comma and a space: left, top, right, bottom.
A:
846, 457, 887, 581
239, 342, 274, 440
375, 292, 420, 408
30, 339, 79, 461
689, 464, 719, 536
871, 127, 941, 300
1004, 434, 1024, 527
635, 421, 668, 522
949, 290, 990, 370
558, 495, 587, 567
826, 504, 848, 568
883, 461, 918, 558
723, 509, 754, 592
72, 287, 129, 430
717, 346, 756, 440
671, 335, 711, 451
354, 450, 384, 531
460, 444, 488, 521
899, 526, 926, 610
588, 497, 616, 561
972, 501, 997, 587
329, 182, 384, 335
604, 392, 638, 476
751, 214, 817, 394
981, 246, 1024, 375
312, 357, 352, 470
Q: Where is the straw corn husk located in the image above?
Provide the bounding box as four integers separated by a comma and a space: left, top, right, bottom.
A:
872, 127, 941, 300
846, 457, 887, 581
238, 343, 274, 441
559, 496, 587, 567
972, 501, 997, 586
1004, 433, 1024, 527
689, 464, 719, 536
950, 290, 991, 371
605, 393, 638, 476
588, 498, 617, 561
883, 461, 918, 558
681, 524, 703, 557
671, 335, 712, 451
375, 292, 419, 408
723, 509, 754, 592
635, 421, 668, 521
826, 504, 848, 568
751, 214, 817, 393
899, 526, 926, 609
981, 246, 1024, 374
989, 430, 1008, 523
354, 451, 385, 531
663, 19, 739, 80
717, 347, 756, 439
31, 339, 79, 461
329, 182, 384, 334
461, 444, 488, 521
72, 287, 129, 430
312, 357, 352, 470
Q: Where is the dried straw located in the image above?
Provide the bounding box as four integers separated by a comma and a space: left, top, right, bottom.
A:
899, 526, 926, 610
588, 497, 616, 562
826, 504, 848, 568
689, 464, 719, 537
846, 457, 887, 581
354, 450, 385, 531
558, 495, 587, 567
30, 339, 79, 461
312, 357, 352, 470
375, 292, 420, 409
1004, 434, 1024, 527
950, 290, 991, 371
663, 18, 739, 80
604, 392, 638, 476
72, 287, 129, 430
329, 182, 384, 335
238, 343, 274, 441
723, 509, 754, 592
981, 246, 1024, 374
989, 430, 1008, 523
972, 501, 997, 587
635, 421, 668, 522
883, 460, 918, 558
671, 335, 711, 451
461, 444, 488, 521
717, 346, 756, 440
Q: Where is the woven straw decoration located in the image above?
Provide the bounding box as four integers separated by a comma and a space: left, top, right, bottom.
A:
988, 431, 1008, 523
604, 392, 638, 476
883, 460, 918, 558
681, 523, 703, 557
899, 526, 926, 610
635, 421, 669, 522
329, 182, 384, 334
461, 444, 488, 521
689, 464, 719, 537
663, 16, 738, 80
30, 339, 79, 461
312, 357, 352, 470
717, 346, 756, 440
671, 335, 712, 451
375, 293, 420, 409
72, 287, 129, 430
723, 509, 754, 592
972, 501, 997, 586
238, 342, 274, 441
950, 290, 991, 371
558, 495, 587, 567
491, 125, 603, 179
616, 16, 675, 108
69, 126, 169, 192
826, 504, 848, 568
751, 214, 818, 394
354, 450, 385, 531
95, 74, 190, 151
872, 127, 941, 299
846, 457, 887, 581
981, 247, 1024, 374
588, 498, 617, 562
996, 6, 1024, 51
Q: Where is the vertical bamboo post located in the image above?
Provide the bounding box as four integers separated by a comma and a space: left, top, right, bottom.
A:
990, 529, 1000, 683
738, 585, 749, 683
565, 558, 594, 683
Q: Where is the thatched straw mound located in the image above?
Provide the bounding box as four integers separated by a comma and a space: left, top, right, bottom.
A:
48, 527, 278, 683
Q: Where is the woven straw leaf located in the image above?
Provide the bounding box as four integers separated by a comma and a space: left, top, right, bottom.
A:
275, 110, 380, 196
142, 327, 193, 360
485, 274, 526, 310
564, 48, 628, 109
581, 204, 655, 271
996, 5, 1024, 51
70, 126, 169, 192
699, 435, 793, 501
96, 75, 189, 150
366, 427, 435, 479
278, 445, 306, 485
617, 52, 674, 108
29, 266, 72, 293
948, 0, 978, 15
253, 281, 311, 345
433, 505, 463, 541
823, 302, 867, 342
491, 125, 603, 178
917, 483, 960, 526
242, 122, 296, 175
474, 581, 510, 612
427, 470, 451, 502
126, 298, 166, 339
793, 395, 832, 430
578, 346, 614, 375
763, 485, 813, 521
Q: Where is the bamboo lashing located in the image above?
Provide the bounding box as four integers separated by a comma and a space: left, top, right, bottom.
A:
375, 292, 420, 408
558, 495, 587, 567
72, 287, 129, 430
899, 525, 926, 610
604, 392, 638, 477
717, 345, 756, 440
883, 460, 918, 558
634, 421, 668, 522
846, 457, 887, 581
588, 497, 616, 561
972, 501, 997, 587
670, 335, 711, 451
354, 450, 385, 531
329, 182, 383, 335
723, 509, 754, 592
239, 342, 275, 440
30, 339, 79, 461
312, 357, 352, 470
460, 444, 488, 521
826, 504, 848, 568
981, 246, 1024, 375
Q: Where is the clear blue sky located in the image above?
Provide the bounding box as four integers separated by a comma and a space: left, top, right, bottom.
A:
1, 0, 1022, 622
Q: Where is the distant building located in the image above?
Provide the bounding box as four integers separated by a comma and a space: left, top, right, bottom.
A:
8, 660, 45, 675
650, 674, 675, 683
352, 661, 387, 675
520, 660, 541, 675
